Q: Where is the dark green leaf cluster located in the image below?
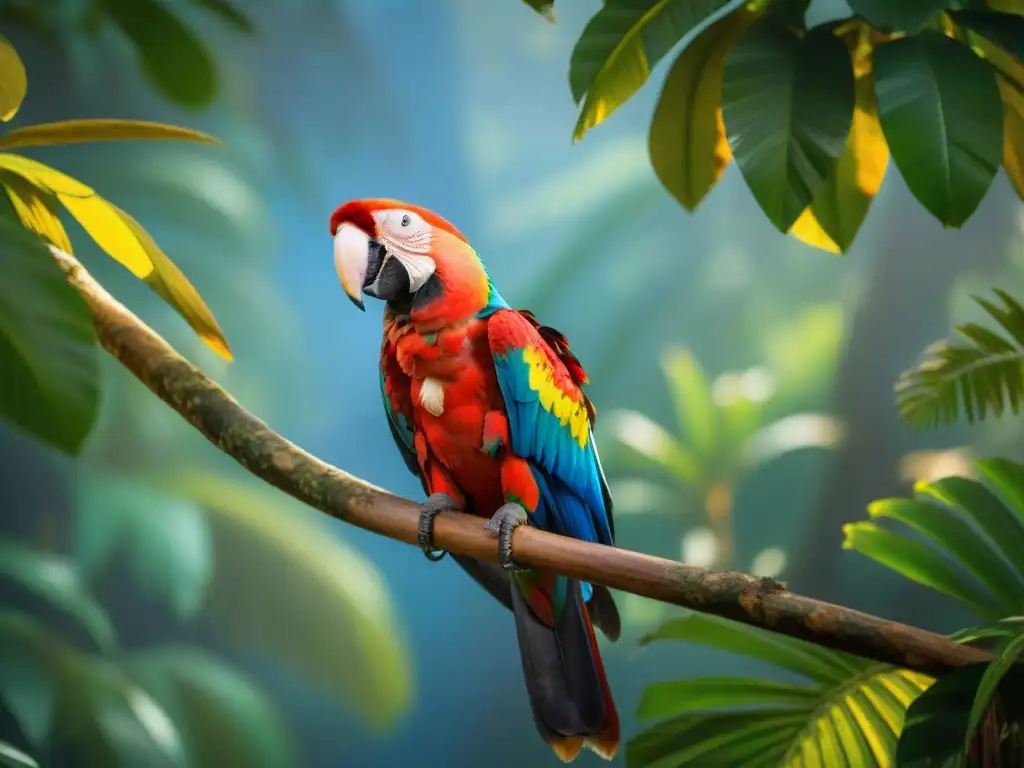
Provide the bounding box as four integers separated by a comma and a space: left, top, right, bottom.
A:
566, 0, 1024, 252
896, 289, 1024, 429
0, 539, 296, 768
844, 457, 1024, 763
0, 0, 255, 109
633, 457, 1024, 766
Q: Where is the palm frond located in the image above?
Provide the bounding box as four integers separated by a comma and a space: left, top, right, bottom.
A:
896, 289, 1024, 429
843, 459, 1024, 621
629, 614, 932, 767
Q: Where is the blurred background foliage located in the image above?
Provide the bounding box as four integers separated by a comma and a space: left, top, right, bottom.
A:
0, 0, 1023, 766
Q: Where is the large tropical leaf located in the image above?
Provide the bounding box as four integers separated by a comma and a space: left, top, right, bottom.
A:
125, 647, 297, 768
0, 33, 26, 122
847, 0, 958, 33
75, 472, 212, 622
896, 657, 1024, 766
0, 214, 99, 454
629, 614, 933, 767
149, 471, 413, 725
0, 539, 116, 653
0, 152, 232, 360
0, 612, 186, 767
873, 34, 1003, 228
789, 22, 889, 254
844, 458, 1024, 623
647, 9, 749, 210
895, 289, 1024, 429
569, 0, 740, 140
722, 21, 855, 233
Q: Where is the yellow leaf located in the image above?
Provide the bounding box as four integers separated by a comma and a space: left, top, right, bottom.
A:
0, 119, 220, 151
0, 152, 231, 359
0, 153, 93, 196
2, 175, 72, 252
112, 206, 232, 361
788, 208, 840, 254
789, 28, 888, 254
648, 12, 748, 211
57, 193, 156, 279
0, 34, 26, 122
979, 38, 1024, 201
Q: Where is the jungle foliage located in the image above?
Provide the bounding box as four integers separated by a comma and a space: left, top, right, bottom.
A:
0, 9, 411, 767
523, 0, 1024, 255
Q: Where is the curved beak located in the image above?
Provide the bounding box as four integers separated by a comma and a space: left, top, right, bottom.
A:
333, 223, 371, 311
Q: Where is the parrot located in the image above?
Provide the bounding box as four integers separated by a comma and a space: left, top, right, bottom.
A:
330, 198, 620, 762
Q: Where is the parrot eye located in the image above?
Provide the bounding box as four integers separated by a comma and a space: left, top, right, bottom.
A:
400, 214, 411, 227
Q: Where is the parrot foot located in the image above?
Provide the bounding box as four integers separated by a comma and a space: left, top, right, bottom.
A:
483, 503, 529, 572
418, 493, 460, 562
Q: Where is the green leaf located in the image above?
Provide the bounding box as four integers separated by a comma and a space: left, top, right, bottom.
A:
868, 497, 1024, 613
916, 476, 1024, 590
896, 661, 1024, 765
632, 615, 931, 767
660, 349, 717, 460
126, 647, 296, 768
722, 21, 855, 232
188, 0, 255, 33
842, 522, 1005, 619
0, 33, 27, 122
641, 615, 868, 685
791, 24, 889, 253
950, 9, 1024, 62
874, 34, 1003, 228
0, 614, 54, 748
848, 0, 957, 33
149, 472, 413, 725
648, 10, 748, 210
521, 0, 555, 22
0, 743, 36, 768
0, 612, 185, 767
966, 633, 1024, 740
101, 0, 217, 109
0, 539, 116, 652
75, 473, 212, 621
975, 458, 1024, 523
0, 119, 219, 150
570, 0, 738, 140
0, 216, 99, 454
895, 289, 1024, 428
638, 677, 820, 720
606, 409, 703, 487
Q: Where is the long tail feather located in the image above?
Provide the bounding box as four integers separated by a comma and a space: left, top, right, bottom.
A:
511, 575, 620, 762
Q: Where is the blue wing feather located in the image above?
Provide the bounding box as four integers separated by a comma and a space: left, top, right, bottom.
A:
489, 310, 614, 550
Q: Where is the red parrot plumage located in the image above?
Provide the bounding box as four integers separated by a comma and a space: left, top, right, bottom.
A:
330, 198, 620, 762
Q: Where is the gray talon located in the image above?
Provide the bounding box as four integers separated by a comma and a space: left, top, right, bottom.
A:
419, 492, 459, 562
483, 503, 529, 572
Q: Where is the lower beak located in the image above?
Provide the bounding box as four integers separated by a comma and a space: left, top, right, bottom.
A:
333, 223, 370, 311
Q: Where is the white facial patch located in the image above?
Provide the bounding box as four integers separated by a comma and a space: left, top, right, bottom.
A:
419, 377, 445, 417
374, 209, 436, 292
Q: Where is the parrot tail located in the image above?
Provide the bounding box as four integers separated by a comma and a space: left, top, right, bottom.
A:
511, 575, 620, 763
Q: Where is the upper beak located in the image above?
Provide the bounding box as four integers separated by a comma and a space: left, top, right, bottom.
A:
333, 223, 370, 311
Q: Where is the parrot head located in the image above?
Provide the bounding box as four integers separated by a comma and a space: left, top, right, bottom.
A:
330, 198, 483, 316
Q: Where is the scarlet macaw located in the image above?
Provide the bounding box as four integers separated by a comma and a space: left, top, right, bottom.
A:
330, 198, 619, 762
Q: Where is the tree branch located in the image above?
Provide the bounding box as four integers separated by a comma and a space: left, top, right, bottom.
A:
52, 246, 990, 676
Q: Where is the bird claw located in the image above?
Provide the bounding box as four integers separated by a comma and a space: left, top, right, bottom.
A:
483, 503, 529, 572
418, 492, 459, 562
